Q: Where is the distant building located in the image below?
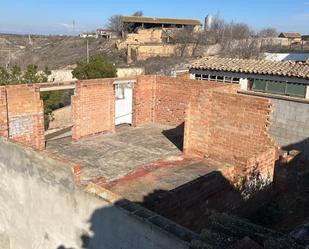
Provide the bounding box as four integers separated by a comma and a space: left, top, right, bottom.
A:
189, 56, 309, 99
302, 35, 309, 42
264, 53, 309, 63
278, 32, 302, 44
96, 29, 119, 39
122, 16, 202, 33
79, 32, 98, 38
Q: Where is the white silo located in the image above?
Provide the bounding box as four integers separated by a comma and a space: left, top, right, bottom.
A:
204, 15, 214, 31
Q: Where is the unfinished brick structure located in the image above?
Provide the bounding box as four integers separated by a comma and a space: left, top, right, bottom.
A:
133, 76, 237, 127
0, 84, 45, 151
71, 79, 115, 141
0, 75, 284, 245
184, 89, 278, 182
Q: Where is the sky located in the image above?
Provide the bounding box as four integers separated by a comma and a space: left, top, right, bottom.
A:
0, 0, 308, 35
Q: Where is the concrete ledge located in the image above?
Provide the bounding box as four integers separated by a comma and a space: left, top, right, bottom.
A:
85, 183, 199, 244
238, 90, 309, 104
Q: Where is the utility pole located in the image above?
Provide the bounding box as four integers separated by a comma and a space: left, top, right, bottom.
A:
73, 20, 75, 33
6, 49, 10, 69
86, 39, 89, 63
28, 34, 33, 46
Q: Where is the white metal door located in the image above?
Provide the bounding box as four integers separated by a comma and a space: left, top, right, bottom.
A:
115, 84, 133, 125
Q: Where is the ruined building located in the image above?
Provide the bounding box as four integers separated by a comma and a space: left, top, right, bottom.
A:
0, 74, 308, 248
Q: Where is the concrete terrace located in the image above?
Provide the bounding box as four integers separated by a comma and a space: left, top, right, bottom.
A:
46, 124, 219, 202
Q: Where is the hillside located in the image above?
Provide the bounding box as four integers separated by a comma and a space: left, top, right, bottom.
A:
0, 34, 126, 70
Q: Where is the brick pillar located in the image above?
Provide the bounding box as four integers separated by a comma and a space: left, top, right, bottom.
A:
6, 84, 45, 151
72, 79, 115, 141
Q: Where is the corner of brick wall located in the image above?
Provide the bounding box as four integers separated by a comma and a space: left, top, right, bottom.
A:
5, 84, 45, 151
184, 89, 278, 182
72, 79, 115, 141
132, 75, 239, 128
0, 86, 8, 138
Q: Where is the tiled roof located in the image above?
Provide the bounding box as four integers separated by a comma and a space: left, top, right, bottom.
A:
189, 57, 309, 80
122, 16, 201, 26
279, 32, 302, 38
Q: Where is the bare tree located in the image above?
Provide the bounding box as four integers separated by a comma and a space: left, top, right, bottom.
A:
221, 38, 261, 59
170, 28, 207, 57
171, 28, 195, 57
106, 15, 123, 33
258, 28, 278, 38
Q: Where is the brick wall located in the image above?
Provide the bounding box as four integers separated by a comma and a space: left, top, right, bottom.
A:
133, 76, 239, 128
72, 79, 115, 141
154, 76, 236, 127
132, 75, 156, 126
0, 87, 8, 137
5, 84, 45, 151
184, 90, 277, 180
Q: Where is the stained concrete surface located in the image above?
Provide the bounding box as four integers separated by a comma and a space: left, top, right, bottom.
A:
0, 139, 190, 249
109, 158, 220, 202
47, 124, 220, 204
46, 124, 182, 184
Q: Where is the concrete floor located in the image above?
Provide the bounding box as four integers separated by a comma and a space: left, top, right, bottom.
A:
46, 124, 182, 184
47, 123, 220, 203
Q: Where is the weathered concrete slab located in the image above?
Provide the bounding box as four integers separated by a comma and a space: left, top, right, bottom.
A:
46, 124, 181, 184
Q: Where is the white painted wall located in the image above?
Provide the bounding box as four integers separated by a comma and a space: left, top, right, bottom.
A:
117, 67, 145, 78
240, 78, 249, 91
115, 87, 133, 125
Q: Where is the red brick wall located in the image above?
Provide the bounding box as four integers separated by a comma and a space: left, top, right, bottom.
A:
5, 84, 45, 151
72, 79, 115, 141
0, 87, 8, 137
133, 76, 238, 127
154, 76, 230, 127
132, 75, 156, 126
184, 90, 277, 180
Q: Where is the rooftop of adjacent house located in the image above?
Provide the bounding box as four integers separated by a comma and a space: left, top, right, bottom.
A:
122, 16, 202, 26
264, 53, 309, 63
279, 32, 302, 38
189, 56, 309, 80
46, 124, 222, 203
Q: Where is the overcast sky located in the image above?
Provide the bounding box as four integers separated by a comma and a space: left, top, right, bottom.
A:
0, 0, 308, 35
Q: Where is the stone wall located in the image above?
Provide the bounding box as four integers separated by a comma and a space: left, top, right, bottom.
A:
127, 44, 196, 63
1, 84, 45, 150
48, 70, 76, 82
117, 29, 163, 50
72, 79, 115, 141
0, 139, 193, 249
269, 98, 309, 156
117, 67, 145, 78
48, 106, 72, 129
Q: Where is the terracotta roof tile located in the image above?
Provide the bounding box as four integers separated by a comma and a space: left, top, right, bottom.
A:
122, 16, 201, 26
189, 57, 309, 80
279, 32, 302, 38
